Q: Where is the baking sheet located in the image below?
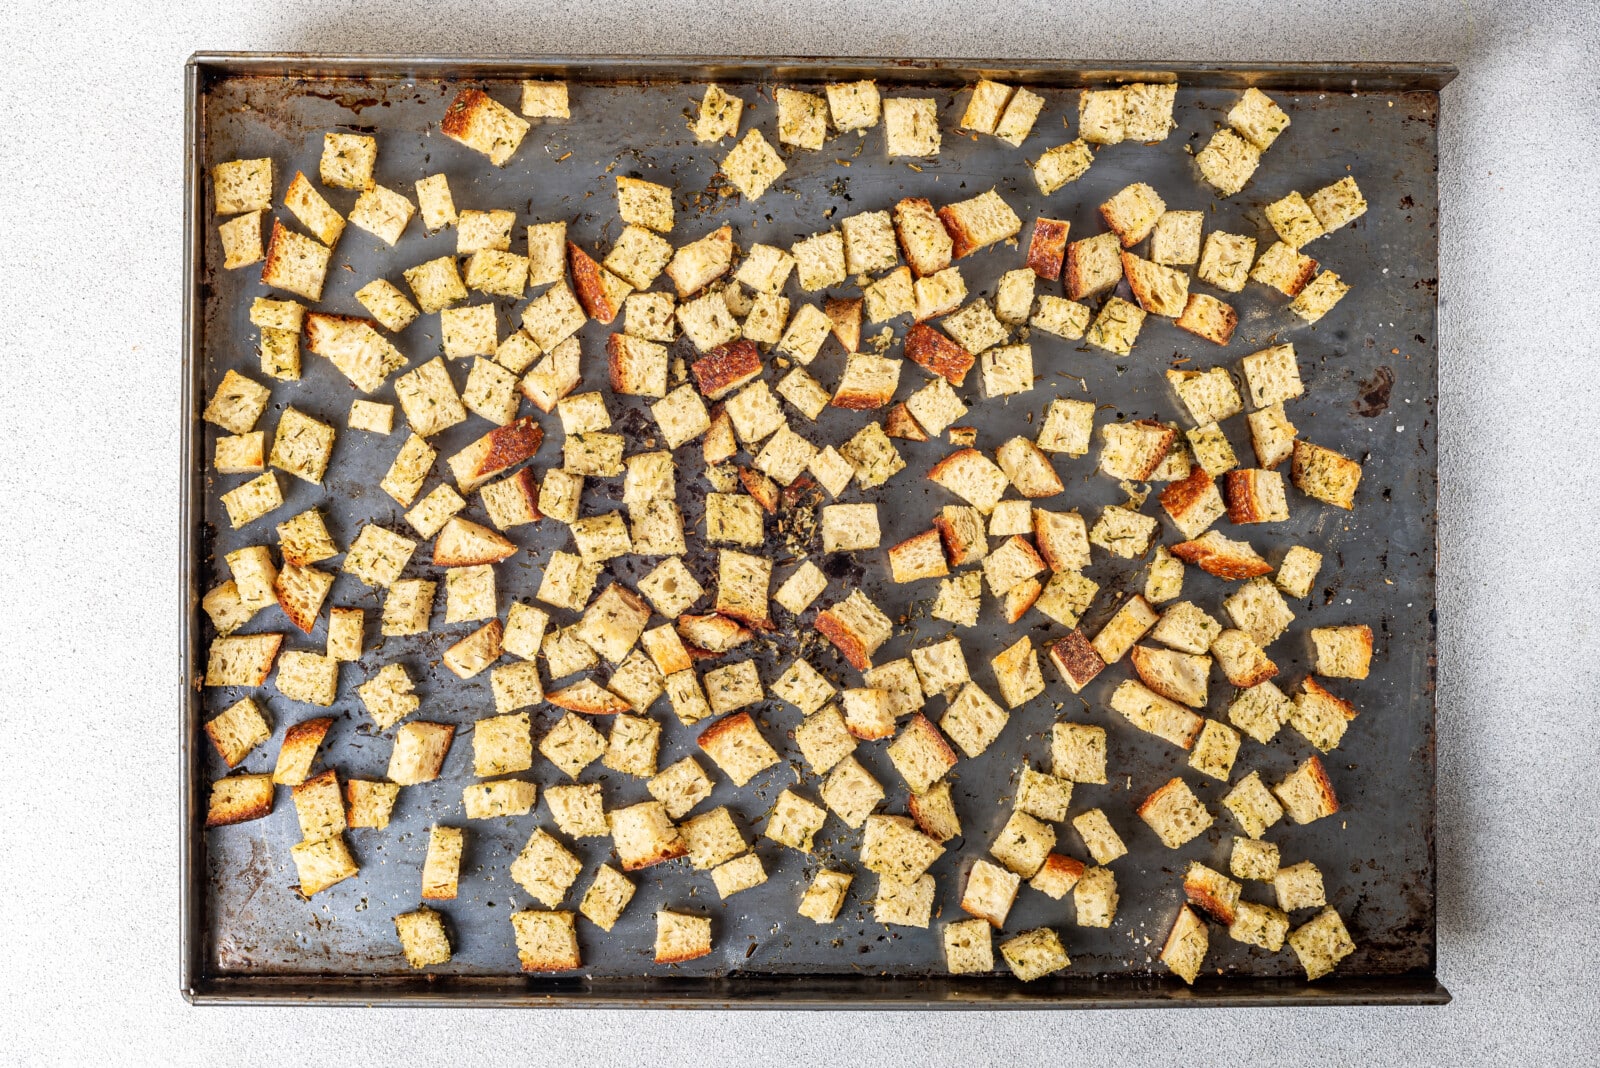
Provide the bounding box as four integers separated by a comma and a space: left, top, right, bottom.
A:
183, 54, 1452, 1006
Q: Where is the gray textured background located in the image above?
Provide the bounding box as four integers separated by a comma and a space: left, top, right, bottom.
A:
1, 0, 1596, 1064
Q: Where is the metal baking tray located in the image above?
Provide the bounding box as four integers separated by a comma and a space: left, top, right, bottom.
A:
182, 53, 1455, 1008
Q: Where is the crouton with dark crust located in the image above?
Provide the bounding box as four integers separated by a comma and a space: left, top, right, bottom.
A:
568, 243, 624, 323
1047, 631, 1105, 693
903, 324, 974, 386
1026, 218, 1070, 280
1171, 530, 1273, 579
690, 340, 762, 401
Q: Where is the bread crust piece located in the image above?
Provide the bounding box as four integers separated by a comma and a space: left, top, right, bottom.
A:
1183, 861, 1242, 924
1026, 217, 1069, 279
697, 711, 781, 787
690, 340, 762, 401
1047, 631, 1106, 692
938, 189, 1023, 260
440, 88, 530, 165
205, 773, 275, 827
814, 591, 893, 670
567, 243, 626, 324
447, 417, 544, 492
1224, 469, 1289, 524
902, 323, 974, 386
1171, 530, 1273, 580
1160, 465, 1226, 540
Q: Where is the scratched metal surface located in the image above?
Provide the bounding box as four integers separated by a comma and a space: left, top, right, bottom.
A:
186, 56, 1444, 1003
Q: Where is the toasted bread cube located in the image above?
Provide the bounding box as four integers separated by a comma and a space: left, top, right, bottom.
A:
1224, 770, 1284, 839
1250, 242, 1318, 297
224, 545, 276, 615
862, 814, 945, 882
378, 435, 435, 510
440, 88, 529, 165
1084, 296, 1146, 356
254, 325, 297, 384
542, 782, 607, 840
356, 662, 418, 730
204, 369, 271, 436
1289, 676, 1360, 752
213, 157, 272, 215
936, 917, 995, 975
1292, 440, 1362, 509
896, 782, 956, 847
702, 659, 762, 718
348, 184, 415, 246
1265, 191, 1324, 251
278, 564, 337, 643
461, 778, 537, 820
1188, 719, 1242, 782
606, 649, 664, 714
697, 711, 779, 787
994, 86, 1044, 145
814, 590, 894, 670
1274, 859, 1328, 913
995, 437, 1062, 499
648, 384, 710, 450
790, 229, 847, 293
593, 709, 656, 774
219, 210, 264, 269
910, 637, 970, 700
991, 635, 1043, 709
1100, 182, 1165, 247
1171, 530, 1273, 580
776, 302, 832, 364
1195, 128, 1261, 197
760, 787, 827, 850
1183, 861, 1241, 925
703, 492, 763, 547
890, 197, 951, 279
1268, 547, 1323, 603
1061, 233, 1120, 304
887, 529, 949, 585
839, 421, 905, 489
1092, 592, 1159, 664
826, 78, 880, 130
883, 97, 940, 156
1072, 808, 1127, 866
639, 757, 713, 823
1122, 252, 1189, 317
960, 858, 1020, 929
1177, 424, 1234, 481
1208, 628, 1277, 688
268, 406, 336, 485
603, 799, 683, 871
409, 172, 456, 232
1195, 230, 1257, 294
934, 505, 988, 568
773, 657, 837, 717
960, 78, 1013, 134
1016, 765, 1075, 821
1226, 87, 1290, 150
676, 612, 752, 656
839, 687, 892, 741
720, 128, 786, 200
989, 500, 1033, 538
677, 806, 744, 871
571, 865, 637, 934
205, 697, 272, 769
713, 548, 771, 629
770, 560, 826, 616
1226, 678, 1290, 745
534, 713, 604, 780
1119, 83, 1174, 140
249, 297, 305, 334
284, 171, 345, 247
928, 448, 1010, 515
1289, 907, 1356, 980
1159, 904, 1209, 985
509, 909, 581, 973
1077, 86, 1127, 143
1290, 271, 1350, 323
708, 852, 767, 900
872, 874, 934, 928
325, 606, 363, 662
1111, 678, 1204, 750
420, 824, 464, 900
640, 623, 694, 680
201, 581, 253, 638
741, 291, 789, 344
820, 502, 881, 553
275, 650, 338, 707
1231, 837, 1281, 882
1222, 576, 1295, 648
1312, 624, 1374, 680
1247, 402, 1298, 470
519, 281, 587, 354
1029, 136, 1095, 196
1023, 295, 1088, 345
691, 82, 744, 141
470, 711, 532, 777
939, 189, 1022, 260
260, 221, 332, 301
314, 132, 374, 192
290, 834, 358, 896
999, 927, 1069, 981
387, 721, 455, 786
791, 705, 853, 777
1308, 175, 1367, 233
835, 212, 897, 278
1050, 721, 1108, 786
774, 367, 831, 423
568, 243, 635, 325
913, 266, 968, 322
219, 472, 283, 529
1273, 756, 1340, 825
990, 810, 1054, 878
1138, 777, 1213, 849
206, 773, 275, 827
393, 907, 452, 969
884, 714, 958, 796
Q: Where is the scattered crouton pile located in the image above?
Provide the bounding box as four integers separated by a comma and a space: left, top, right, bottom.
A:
201, 73, 1377, 987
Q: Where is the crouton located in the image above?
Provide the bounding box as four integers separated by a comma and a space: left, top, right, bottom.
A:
1222, 681, 1290, 749
914, 266, 968, 322
985, 809, 1053, 880
938, 682, 1006, 760
433, 516, 516, 568
872, 874, 934, 928
536, 713, 606, 782
720, 128, 786, 200
205, 773, 275, 827
979, 343, 1033, 398
927, 571, 978, 628
675, 612, 753, 656
1268, 860, 1328, 916
420, 825, 464, 900
820, 757, 885, 829
274, 650, 338, 707
997, 927, 1069, 982
442, 618, 503, 679
605, 799, 685, 870
823, 78, 880, 130
1088, 506, 1160, 561
1308, 175, 1368, 234
1181, 861, 1241, 927
1227, 838, 1281, 884
1101, 183, 1165, 247
938, 189, 1022, 261
1110, 678, 1205, 750
218, 471, 282, 530
1138, 777, 1214, 849
884, 713, 958, 796
1122, 252, 1189, 318
883, 97, 940, 156
1271, 547, 1324, 603
1035, 569, 1100, 629
648, 384, 711, 450
1032, 137, 1096, 195
1208, 628, 1277, 689
892, 196, 953, 277
440, 88, 529, 165
1159, 904, 1209, 985
1245, 403, 1298, 471
958, 858, 1020, 930
1288, 907, 1355, 981
218, 210, 264, 269
1071, 807, 1127, 867
212, 157, 272, 215
1158, 466, 1225, 541
792, 869, 853, 927
791, 703, 853, 777
1250, 241, 1318, 297
518, 79, 569, 118
1220, 771, 1284, 840
883, 529, 946, 584
1228, 87, 1290, 150
837, 687, 891, 741
1180, 424, 1236, 480
1130, 644, 1210, 708
1196, 230, 1257, 293
348, 184, 415, 247
290, 835, 358, 896
991, 635, 1043, 709
394, 907, 452, 969
1084, 297, 1146, 356
509, 908, 582, 972
1273, 755, 1341, 825
1029, 510, 1086, 574
1292, 439, 1362, 509
357, 662, 419, 730
387, 721, 455, 786
205, 697, 272, 769
813, 590, 893, 670
1045, 631, 1105, 694
1143, 545, 1184, 605
940, 916, 995, 975
462, 778, 536, 819
1188, 718, 1242, 782
693, 711, 777, 787
259, 220, 333, 302
862, 814, 945, 883
1171, 530, 1272, 580
900, 780, 957, 845
1194, 128, 1261, 197
284, 171, 345, 248
1311, 625, 1374, 681
576, 865, 636, 933
982, 536, 1046, 599
1222, 576, 1295, 649
455, 204, 516, 251
831, 353, 901, 410
1288, 676, 1359, 753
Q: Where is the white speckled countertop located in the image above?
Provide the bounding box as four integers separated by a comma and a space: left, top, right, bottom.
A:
1, 1, 1596, 1063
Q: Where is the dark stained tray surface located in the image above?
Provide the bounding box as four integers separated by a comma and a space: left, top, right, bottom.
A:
183, 55, 1452, 1006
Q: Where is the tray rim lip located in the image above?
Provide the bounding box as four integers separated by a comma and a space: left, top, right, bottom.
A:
179, 51, 1449, 1008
